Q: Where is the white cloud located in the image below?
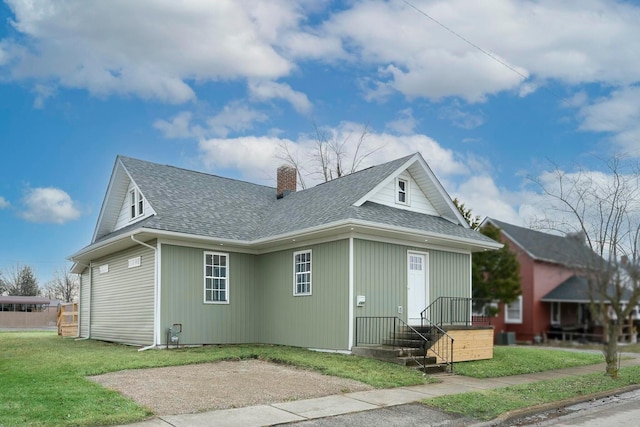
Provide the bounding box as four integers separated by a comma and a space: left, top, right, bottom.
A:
248, 80, 313, 114
4, 0, 640, 110
576, 86, 640, 153
31, 84, 56, 109
320, 0, 640, 101
385, 109, 418, 134
20, 187, 82, 224
206, 102, 269, 138
0, 196, 10, 209
2, 0, 299, 103
197, 122, 468, 186
198, 136, 289, 183
154, 111, 202, 139
452, 175, 524, 225
438, 103, 485, 130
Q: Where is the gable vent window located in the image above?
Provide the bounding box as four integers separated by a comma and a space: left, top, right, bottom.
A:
128, 256, 141, 268
129, 189, 144, 220
396, 178, 409, 205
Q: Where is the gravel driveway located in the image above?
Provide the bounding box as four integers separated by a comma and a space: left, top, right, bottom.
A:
89, 359, 374, 415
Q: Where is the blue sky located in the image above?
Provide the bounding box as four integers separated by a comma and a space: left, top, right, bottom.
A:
1, 0, 640, 285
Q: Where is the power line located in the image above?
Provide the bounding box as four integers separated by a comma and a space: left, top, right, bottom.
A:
402, 0, 529, 82
401, 0, 632, 140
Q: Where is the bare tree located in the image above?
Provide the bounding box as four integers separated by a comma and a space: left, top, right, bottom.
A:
277, 123, 379, 187
43, 268, 79, 303
532, 156, 640, 378
1, 264, 40, 296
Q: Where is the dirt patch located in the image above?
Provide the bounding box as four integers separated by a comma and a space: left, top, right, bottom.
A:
88, 359, 374, 415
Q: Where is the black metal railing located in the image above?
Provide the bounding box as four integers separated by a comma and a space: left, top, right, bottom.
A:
421, 297, 494, 327
419, 315, 455, 373
355, 316, 432, 371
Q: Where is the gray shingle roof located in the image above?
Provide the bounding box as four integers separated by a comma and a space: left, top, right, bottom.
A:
487, 218, 602, 268
107, 154, 495, 246
541, 275, 632, 303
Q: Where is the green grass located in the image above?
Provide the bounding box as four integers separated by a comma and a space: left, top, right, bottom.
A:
454, 346, 605, 378
0, 331, 427, 426
425, 365, 640, 421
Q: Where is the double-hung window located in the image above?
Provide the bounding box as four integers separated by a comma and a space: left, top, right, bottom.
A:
204, 252, 229, 303
293, 250, 312, 296
396, 178, 408, 205
129, 189, 144, 219
505, 295, 523, 324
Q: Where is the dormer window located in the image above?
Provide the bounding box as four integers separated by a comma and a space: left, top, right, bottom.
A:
396, 178, 409, 205
129, 189, 144, 219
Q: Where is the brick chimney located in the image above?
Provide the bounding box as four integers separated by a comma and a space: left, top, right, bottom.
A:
277, 165, 297, 199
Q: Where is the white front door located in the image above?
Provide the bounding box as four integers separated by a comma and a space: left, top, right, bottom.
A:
407, 251, 428, 325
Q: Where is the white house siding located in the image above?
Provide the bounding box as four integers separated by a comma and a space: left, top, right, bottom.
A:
369, 170, 438, 215
79, 268, 91, 337
88, 245, 155, 345
113, 181, 153, 231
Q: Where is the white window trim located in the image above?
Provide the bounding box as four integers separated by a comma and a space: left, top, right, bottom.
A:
204, 251, 229, 304
550, 301, 561, 325
505, 295, 523, 324
396, 177, 409, 205
293, 249, 312, 296
129, 189, 144, 220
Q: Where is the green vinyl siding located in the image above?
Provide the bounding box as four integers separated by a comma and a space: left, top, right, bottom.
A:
257, 240, 349, 350
353, 240, 409, 319
90, 245, 155, 345
353, 239, 472, 320
160, 244, 257, 345
429, 250, 471, 300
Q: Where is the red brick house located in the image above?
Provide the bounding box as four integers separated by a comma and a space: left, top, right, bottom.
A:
482, 218, 600, 343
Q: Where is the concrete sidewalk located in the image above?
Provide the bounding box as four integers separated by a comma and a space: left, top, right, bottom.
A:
124, 355, 640, 427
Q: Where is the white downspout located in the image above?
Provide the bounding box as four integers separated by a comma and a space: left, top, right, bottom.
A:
348, 236, 354, 350
131, 235, 159, 351
75, 262, 92, 341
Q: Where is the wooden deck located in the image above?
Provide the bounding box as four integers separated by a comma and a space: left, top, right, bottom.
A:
429, 326, 494, 363
57, 303, 78, 337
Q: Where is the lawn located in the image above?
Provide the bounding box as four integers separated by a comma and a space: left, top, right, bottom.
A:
425, 366, 640, 421
425, 345, 640, 421
1, 332, 632, 426
454, 346, 605, 378
0, 331, 427, 426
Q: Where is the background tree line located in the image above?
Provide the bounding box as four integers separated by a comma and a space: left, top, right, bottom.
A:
0, 264, 78, 302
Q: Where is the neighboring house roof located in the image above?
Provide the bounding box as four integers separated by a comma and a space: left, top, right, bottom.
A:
71, 152, 502, 269
484, 218, 601, 269
540, 275, 632, 303
0, 296, 51, 305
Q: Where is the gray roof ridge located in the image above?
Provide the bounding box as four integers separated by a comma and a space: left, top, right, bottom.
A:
118, 155, 276, 191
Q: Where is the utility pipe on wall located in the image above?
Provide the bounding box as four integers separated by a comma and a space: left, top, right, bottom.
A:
131, 235, 158, 351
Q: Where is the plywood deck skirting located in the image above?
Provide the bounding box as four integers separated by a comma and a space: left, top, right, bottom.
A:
57, 303, 78, 337
428, 326, 494, 363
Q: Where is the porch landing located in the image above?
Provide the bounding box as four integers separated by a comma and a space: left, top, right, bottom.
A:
352, 325, 494, 371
